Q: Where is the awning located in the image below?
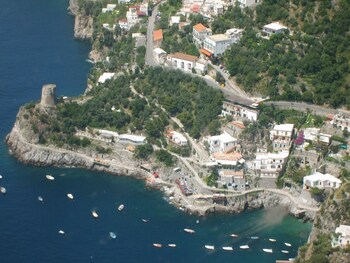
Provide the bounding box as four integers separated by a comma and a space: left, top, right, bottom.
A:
200, 48, 212, 57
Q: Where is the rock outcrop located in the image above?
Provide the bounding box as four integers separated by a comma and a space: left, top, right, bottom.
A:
68, 0, 93, 40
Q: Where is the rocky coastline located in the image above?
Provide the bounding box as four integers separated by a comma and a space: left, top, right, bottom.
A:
68, 0, 93, 41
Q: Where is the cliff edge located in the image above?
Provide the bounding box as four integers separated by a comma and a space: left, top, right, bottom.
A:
68, 0, 93, 40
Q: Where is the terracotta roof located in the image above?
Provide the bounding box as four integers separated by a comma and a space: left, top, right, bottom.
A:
191, 4, 200, 13
213, 152, 242, 161
153, 29, 163, 42
168, 52, 198, 62
193, 23, 208, 32
230, 121, 245, 129
200, 48, 212, 57
220, 170, 244, 177
119, 19, 127, 23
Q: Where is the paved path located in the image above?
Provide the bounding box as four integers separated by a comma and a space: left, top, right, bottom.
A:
265, 101, 337, 116
145, 3, 160, 66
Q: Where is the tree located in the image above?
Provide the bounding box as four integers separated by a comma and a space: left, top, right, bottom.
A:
134, 144, 154, 159
155, 150, 174, 166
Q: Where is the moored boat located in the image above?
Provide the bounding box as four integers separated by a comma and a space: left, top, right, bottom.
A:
284, 242, 292, 247
240, 245, 250, 249
222, 246, 233, 251
250, 236, 259, 240
263, 248, 273, 253
204, 245, 215, 250
230, 234, 238, 238
0, 175, 2, 179
92, 211, 99, 218
46, 175, 55, 181
142, 219, 148, 223
58, 230, 65, 235
38, 196, 43, 202
153, 243, 162, 248
67, 193, 74, 200
168, 244, 176, 248
268, 238, 277, 242
0, 187, 6, 194
118, 204, 124, 211
109, 232, 116, 239
183, 228, 195, 234
281, 250, 289, 254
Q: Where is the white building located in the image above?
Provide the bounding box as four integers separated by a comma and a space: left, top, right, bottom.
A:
98, 72, 115, 84
118, 0, 132, 3
167, 52, 208, 74
102, 4, 117, 13
213, 3, 224, 16
219, 170, 244, 186
207, 132, 238, 154
119, 134, 146, 144
167, 131, 188, 146
118, 19, 129, 31
333, 109, 350, 131
303, 128, 331, 145
270, 124, 294, 151
221, 100, 259, 122
202, 28, 243, 57
236, 0, 261, 7
303, 172, 342, 190
253, 150, 289, 178
333, 225, 350, 248
153, 48, 167, 64
192, 23, 212, 47
169, 16, 180, 26
262, 22, 288, 36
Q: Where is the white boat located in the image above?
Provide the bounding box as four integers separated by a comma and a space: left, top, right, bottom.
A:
250, 236, 259, 240
196, 220, 199, 224
58, 230, 65, 235
204, 245, 215, 250
0, 175, 2, 179
118, 204, 124, 211
92, 211, 99, 218
222, 246, 233, 251
281, 250, 289, 254
109, 232, 116, 239
230, 234, 238, 238
268, 238, 277, 242
153, 243, 162, 248
46, 175, 55, 181
67, 193, 74, 200
142, 219, 148, 223
86, 59, 95, 64
183, 228, 195, 234
168, 244, 176, 248
0, 187, 6, 194
263, 248, 273, 253
284, 242, 292, 247
240, 245, 250, 249
38, 196, 43, 202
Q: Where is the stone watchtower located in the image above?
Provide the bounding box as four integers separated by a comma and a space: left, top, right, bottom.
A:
40, 84, 57, 111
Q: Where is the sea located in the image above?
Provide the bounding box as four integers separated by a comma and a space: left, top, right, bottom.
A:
0, 0, 311, 262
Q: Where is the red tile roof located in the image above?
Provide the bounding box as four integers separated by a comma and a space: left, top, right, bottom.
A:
153, 29, 163, 42
168, 52, 198, 62
193, 23, 207, 32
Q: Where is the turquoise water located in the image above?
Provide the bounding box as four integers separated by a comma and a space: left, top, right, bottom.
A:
0, 0, 311, 262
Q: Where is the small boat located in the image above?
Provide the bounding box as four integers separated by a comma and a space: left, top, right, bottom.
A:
67, 193, 74, 200
284, 242, 292, 247
118, 204, 124, 211
168, 244, 176, 248
268, 238, 277, 242
58, 230, 65, 235
0, 175, 2, 179
38, 196, 44, 202
230, 234, 238, 238
109, 232, 116, 239
142, 219, 148, 223
250, 236, 259, 240
205, 245, 215, 250
92, 211, 99, 218
86, 59, 95, 64
281, 250, 289, 254
153, 243, 162, 248
46, 175, 55, 181
263, 248, 273, 253
222, 246, 233, 251
183, 228, 195, 234
240, 245, 250, 250
0, 187, 6, 194
196, 220, 199, 224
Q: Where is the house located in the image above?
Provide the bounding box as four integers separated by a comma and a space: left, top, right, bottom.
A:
167, 131, 188, 146
236, 0, 261, 7
219, 170, 245, 189
166, 52, 208, 74
293, 147, 321, 169
207, 132, 238, 154
270, 124, 294, 151
118, 19, 129, 31
253, 150, 289, 178
303, 128, 331, 145
132, 33, 146, 48
102, 4, 117, 13
213, 3, 224, 16
153, 29, 163, 47
192, 23, 212, 47
303, 172, 342, 190
210, 152, 245, 168
178, 22, 190, 31
169, 16, 180, 26
332, 225, 350, 248
224, 121, 246, 137
333, 109, 350, 131
119, 134, 146, 144
221, 100, 259, 121
153, 48, 167, 64
262, 22, 288, 36
98, 72, 115, 84
225, 28, 244, 43
126, 6, 139, 28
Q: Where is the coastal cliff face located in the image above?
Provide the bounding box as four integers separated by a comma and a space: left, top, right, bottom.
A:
68, 0, 93, 40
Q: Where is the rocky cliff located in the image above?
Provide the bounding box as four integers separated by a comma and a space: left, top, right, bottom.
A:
68, 0, 93, 40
